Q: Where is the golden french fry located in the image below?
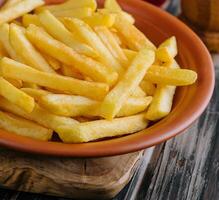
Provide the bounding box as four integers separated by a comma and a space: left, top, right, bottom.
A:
21, 88, 51, 101
131, 86, 146, 97
38, 94, 152, 117
0, 111, 52, 141
123, 48, 137, 63
22, 82, 40, 89
5, 78, 22, 88
62, 18, 124, 74
57, 113, 148, 143
0, 23, 22, 61
60, 64, 84, 79
120, 11, 135, 24
114, 14, 156, 51
94, 26, 128, 67
140, 80, 156, 96
117, 96, 152, 117
26, 24, 118, 85
1, 0, 23, 10
43, 53, 61, 70
22, 14, 42, 27
110, 29, 122, 45
0, 0, 44, 25
51, 7, 93, 18
146, 85, 176, 121
38, 10, 98, 58
39, 94, 98, 117
99, 8, 135, 24
0, 57, 109, 100
9, 23, 56, 73
100, 48, 155, 119
0, 77, 34, 113
83, 13, 116, 27
0, 97, 78, 131
104, 0, 135, 24
10, 19, 22, 26
145, 65, 197, 86
36, 0, 97, 13
0, 42, 8, 58
156, 36, 177, 63
104, 0, 122, 12
146, 60, 179, 121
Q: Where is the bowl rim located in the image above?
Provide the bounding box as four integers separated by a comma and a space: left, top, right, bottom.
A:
0, 0, 215, 157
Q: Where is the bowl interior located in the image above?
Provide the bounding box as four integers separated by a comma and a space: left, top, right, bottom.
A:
0, 0, 214, 157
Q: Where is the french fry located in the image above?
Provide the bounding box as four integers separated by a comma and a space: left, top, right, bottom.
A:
22, 14, 42, 27
0, 42, 8, 58
146, 60, 179, 121
43, 53, 61, 70
131, 86, 146, 97
0, 77, 35, 113
60, 64, 84, 79
9, 24, 56, 73
0, 111, 53, 141
0, 23, 22, 61
1, 0, 23, 10
51, 7, 93, 18
117, 96, 152, 117
1, 18, 40, 90
114, 14, 156, 51
21, 88, 51, 101
38, 94, 152, 117
57, 113, 148, 143
22, 82, 40, 89
123, 48, 137, 63
111, 29, 122, 46
146, 85, 176, 121
0, 97, 79, 131
103, 0, 135, 24
26, 24, 118, 85
104, 0, 122, 12
156, 36, 177, 63
0, 57, 109, 100
140, 80, 156, 96
39, 94, 98, 117
94, 26, 128, 67
99, 8, 135, 25
83, 13, 116, 27
38, 10, 98, 58
119, 11, 135, 25
36, 0, 97, 13
145, 65, 197, 86
10, 19, 22, 26
94, 29, 143, 99
5, 78, 22, 88
62, 18, 124, 74
0, 0, 44, 25
100, 48, 155, 119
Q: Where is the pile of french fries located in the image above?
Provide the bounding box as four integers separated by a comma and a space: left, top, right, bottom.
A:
0, 0, 197, 143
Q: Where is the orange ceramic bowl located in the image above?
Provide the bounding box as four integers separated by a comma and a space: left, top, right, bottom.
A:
0, 0, 214, 157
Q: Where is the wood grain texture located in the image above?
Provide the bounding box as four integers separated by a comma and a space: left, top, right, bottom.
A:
0, 149, 142, 200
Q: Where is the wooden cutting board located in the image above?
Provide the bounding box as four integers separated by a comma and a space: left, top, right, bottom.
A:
0, 148, 143, 199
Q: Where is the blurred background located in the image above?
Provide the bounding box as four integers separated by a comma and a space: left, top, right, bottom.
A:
145, 0, 219, 52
